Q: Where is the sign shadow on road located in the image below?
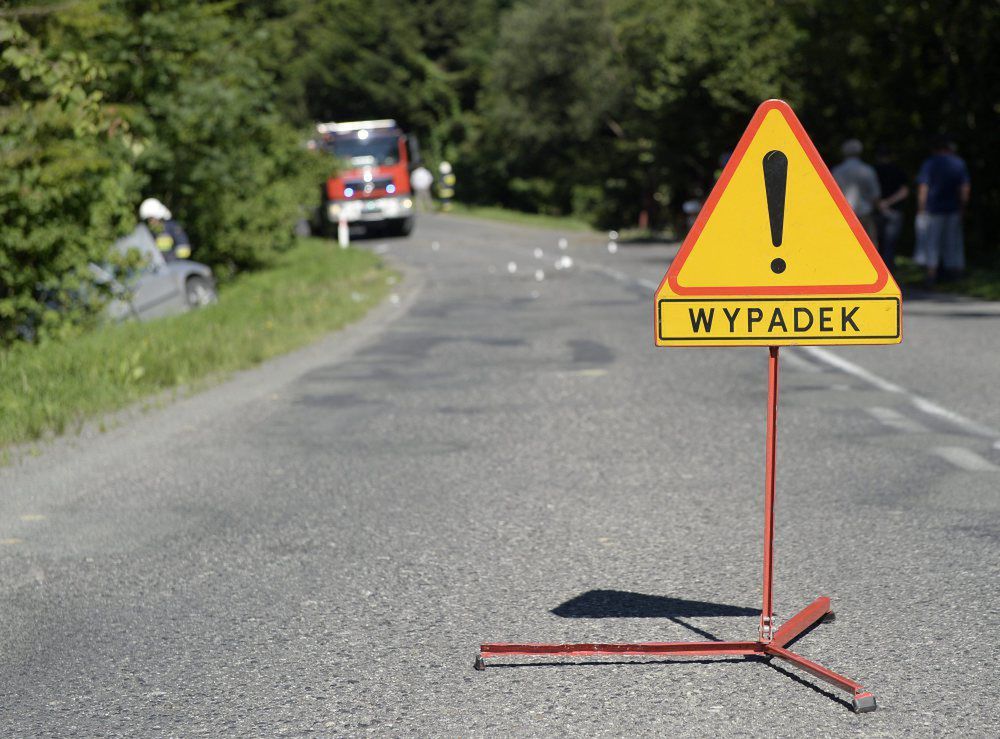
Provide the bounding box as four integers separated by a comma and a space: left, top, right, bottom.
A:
552, 589, 760, 643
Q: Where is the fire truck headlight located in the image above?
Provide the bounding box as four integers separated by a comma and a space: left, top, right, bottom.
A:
403, 198, 413, 209
344, 187, 354, 197
386, 184, 396, 194
327, 203, 341, 220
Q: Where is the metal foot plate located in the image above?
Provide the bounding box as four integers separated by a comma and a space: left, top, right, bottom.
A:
851, 692, 877, 713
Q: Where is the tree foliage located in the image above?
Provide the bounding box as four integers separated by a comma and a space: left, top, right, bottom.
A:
243, 0, 997, 251
1, 0, 323, 345
0, 17, 139, 344
54, 0, 325, 272
786, 0, 1000, 261
2, 0, 998, 346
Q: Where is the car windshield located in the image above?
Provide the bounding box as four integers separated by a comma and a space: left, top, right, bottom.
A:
327, 135, 400, 167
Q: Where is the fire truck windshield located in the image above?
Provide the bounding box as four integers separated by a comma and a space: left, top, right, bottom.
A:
327, 135, 400, 167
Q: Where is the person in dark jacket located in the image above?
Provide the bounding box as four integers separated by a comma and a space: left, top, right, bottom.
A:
139, 198, 192, 261
874, 147, 909, 272
914, 136, 970, 283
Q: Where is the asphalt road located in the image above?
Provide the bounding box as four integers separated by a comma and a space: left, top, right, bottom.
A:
1, 213, 998, 736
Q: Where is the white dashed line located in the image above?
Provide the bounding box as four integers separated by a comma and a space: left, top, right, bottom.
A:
591, 265, 627, 281
867, 406, 927, 433
620, 273, 999, 450
798, 346, 905, 393
910, 396, 1000, 440
800, 346, 1000, 442
931, 446, 999, 472
777, 350, 822, 373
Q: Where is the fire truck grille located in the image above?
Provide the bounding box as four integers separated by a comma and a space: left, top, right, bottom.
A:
344, 178, 393, 195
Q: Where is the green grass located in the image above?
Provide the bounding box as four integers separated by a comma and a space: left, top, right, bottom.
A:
0, 238, 393, 448
894, 256, 1000, 301
447, 203, 593, 232
446, 204, 681, 242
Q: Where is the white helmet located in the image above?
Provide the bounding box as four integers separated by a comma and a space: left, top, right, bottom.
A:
139, 197, 172, 221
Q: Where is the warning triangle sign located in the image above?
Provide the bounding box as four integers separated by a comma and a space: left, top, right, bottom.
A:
655, 99, 901, 347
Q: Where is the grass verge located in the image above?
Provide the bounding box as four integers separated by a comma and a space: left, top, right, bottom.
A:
447, 203, 593, 232
894, 256, 1000, 301
446, 204, 679, 242
0, 237, 393, 449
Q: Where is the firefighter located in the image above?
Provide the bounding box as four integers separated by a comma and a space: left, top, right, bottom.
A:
437, 161, 456, 211
138, 198, 192, 261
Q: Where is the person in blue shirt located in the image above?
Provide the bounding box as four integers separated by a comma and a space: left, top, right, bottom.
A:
914, 136, 970, 284
138, 198, 193, 261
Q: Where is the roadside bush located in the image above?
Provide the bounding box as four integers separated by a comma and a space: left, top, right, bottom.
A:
0, 1, 329, 349
0, 19, 141, 345
57, 1, 326, 274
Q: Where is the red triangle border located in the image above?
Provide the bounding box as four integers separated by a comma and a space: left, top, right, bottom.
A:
660, 99, 891, 296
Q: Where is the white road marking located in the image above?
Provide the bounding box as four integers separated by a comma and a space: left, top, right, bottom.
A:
581, 263, 627, 281
777, 350, 822, 373
615, 270, 1000, 448
932, 446, 999, 472
801, 346, 1000, 441
867, 406, 927, 433
910, 396, 1000, 439
799, 346, 904, 393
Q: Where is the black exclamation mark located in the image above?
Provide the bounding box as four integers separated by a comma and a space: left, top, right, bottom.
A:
762, 150, 788, 274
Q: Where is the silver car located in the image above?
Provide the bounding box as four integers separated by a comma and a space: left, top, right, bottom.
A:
98, 224, 217, 321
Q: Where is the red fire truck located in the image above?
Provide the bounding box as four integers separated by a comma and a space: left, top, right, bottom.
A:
315, 119, 416, 237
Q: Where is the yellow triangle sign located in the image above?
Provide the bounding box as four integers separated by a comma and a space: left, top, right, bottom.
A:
655, 99, 901, 347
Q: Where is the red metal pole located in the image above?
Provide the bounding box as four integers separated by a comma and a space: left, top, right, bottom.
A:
760, 346, 780, 641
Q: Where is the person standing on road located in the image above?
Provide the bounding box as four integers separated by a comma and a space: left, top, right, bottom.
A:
410, 165, 434, 211
139, 198, 192, 262
437, 161, 456, 211
831, 139, 881, 246
914, 135, 970, 284
873, 147, 909, 272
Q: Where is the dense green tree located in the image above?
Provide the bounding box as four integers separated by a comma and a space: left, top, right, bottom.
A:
51, 0, 323, 272
237, 0, 503, 163
0, 17, 140, 344
606, 0, 802, 229
3, 0, 1000, 348
788, 0, 1000, 263
243, 1, 456, 132
461, 0, 624, 216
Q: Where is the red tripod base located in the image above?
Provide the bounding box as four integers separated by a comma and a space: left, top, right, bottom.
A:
476, 596, 877, 713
